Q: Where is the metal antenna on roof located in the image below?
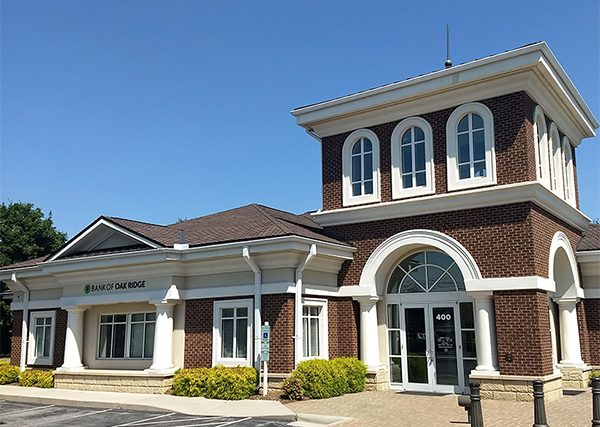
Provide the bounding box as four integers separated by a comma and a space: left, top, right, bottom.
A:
445, 24, 453, 68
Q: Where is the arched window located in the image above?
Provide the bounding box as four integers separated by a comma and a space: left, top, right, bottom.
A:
446, 103, 496, 191
391, 117, 435, 199
342, 129, 380, 206
562, 136, 575, 206
548, 123, 564, 197
387, 251, 465, 294
533, 106, 550, 188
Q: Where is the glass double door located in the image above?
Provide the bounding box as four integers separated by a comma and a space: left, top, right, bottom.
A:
401, 303, 464, 393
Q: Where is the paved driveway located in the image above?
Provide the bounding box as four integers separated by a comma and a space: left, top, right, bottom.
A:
0, 401, 290, 427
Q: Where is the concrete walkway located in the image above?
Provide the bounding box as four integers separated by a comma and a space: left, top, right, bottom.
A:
0, 385, 296, 421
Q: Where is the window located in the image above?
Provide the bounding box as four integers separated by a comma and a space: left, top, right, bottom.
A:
387, 251, 465, 294
301, 299, 328, 360
446, 102, 496, 191
213, 299, 253, 366
459, 302, 477, 386
562, 136, 575, 206
27, 311, 56, 366
342, 129, 380, 206
391, 117, 435, 198
533, 106, 551, 188
548, 123, 564, 197
98, 312, 156, 359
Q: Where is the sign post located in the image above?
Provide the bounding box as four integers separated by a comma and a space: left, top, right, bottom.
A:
261, 322, 270, 396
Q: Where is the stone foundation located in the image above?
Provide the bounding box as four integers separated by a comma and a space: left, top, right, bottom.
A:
54, 369, 173, 394
560, 366, 592, 389
471, 372, 562, 402
260, 372, 289, 390
365, 365, 389, 391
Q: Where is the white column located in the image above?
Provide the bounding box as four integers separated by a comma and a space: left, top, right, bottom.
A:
472, 292, 499, 373
557, 298, 585, 367
148, 302, 175, 372
359, 297, 381, 368
60, 306, 86, 371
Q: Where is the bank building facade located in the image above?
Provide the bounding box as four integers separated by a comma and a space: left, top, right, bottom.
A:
2, 42, 599, 401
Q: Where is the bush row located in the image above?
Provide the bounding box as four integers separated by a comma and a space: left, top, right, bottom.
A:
172, 366, 257, 400
0, 364, 54, 388
283, 357, 367, 400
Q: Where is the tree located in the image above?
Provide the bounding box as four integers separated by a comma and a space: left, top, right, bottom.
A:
0, 202, 67, 356
0, 202, 67, 267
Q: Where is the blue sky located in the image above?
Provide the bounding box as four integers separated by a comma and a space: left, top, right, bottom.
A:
1, 0, 599, 237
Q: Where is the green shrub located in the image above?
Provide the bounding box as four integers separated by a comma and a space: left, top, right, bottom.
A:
0, 364, 20, 384
19, 369, 54, 388
589, 370, 600, 386
0, 360, 10, 366
292, 359, 347, 399
331, 357, 367, 393
282, 376, 303, 400
172, 366, 257, 400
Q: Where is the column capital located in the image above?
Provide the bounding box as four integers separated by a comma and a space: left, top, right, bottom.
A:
355, 295, 380, 306
555, 297, 580, 308
62, 305, 89, 313
469, 291, 494, 300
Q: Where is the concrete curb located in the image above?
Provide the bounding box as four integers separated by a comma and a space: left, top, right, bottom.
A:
291, 413, 351, 426
0, 386, 297, 422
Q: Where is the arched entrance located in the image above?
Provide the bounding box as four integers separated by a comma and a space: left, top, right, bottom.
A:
385, 250, 476, 393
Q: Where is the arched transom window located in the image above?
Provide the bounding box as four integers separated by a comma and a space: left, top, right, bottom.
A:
351, 137, 374, 196
342, 129, 380, 206
387, 251, 465, 294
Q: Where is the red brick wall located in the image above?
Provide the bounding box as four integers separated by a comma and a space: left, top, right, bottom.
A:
494, 290, 553, 376
10, 308, 66, 368
261, 294, 295, 373
577, 301, 591, 364
582, 299, 600, 366
10, 310, 22, 366
184, 298, 216, 368
321, 91, 537, 211
326, 297, 360, 359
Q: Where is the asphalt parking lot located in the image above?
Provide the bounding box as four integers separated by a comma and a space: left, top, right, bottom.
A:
0, 400, 292, 427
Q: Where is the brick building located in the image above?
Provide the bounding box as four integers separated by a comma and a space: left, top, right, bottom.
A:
1, 42, 598, 399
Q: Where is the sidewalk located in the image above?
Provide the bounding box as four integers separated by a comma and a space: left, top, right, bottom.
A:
0, 384, 297, 422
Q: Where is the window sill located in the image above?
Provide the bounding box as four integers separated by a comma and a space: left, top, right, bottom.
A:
342, 194, 381, 207
392, 186, 435, 200
447, 177, 497, 192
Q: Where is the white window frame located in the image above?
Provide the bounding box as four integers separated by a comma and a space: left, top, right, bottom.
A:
391, 117, 435, 199
301, 298, 328, 361
212, 299, 253, 367
342, 129, 381, 207
533, 105, 551, 188
548, 122, 564, 198
446, 102, 496, 191
562, 136, 576, 207
97, 312, 156, 360
27, 311, 56, 366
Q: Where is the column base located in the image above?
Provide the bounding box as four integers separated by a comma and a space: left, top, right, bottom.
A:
471, 368, 500, 377
55, 365, 87, 372
145, 366, 178, 375
558, 365, 592, 389
470, 372, 563, 402
365, 364, 389, 391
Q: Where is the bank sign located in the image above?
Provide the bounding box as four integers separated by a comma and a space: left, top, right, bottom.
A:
84, 280, 146, 295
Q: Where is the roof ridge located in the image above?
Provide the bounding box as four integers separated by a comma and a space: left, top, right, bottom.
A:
252, 204, 291, 235
106, 216, 168, 228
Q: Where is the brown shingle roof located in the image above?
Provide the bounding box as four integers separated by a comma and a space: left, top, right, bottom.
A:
0, 255, 47, 271
578, 223, 600, 251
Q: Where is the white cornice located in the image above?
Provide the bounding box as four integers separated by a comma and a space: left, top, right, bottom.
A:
292, 43, 597, 142
311, 181, 590, 231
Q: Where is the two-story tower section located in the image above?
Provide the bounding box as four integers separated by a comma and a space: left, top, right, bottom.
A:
292, 42, 599, 397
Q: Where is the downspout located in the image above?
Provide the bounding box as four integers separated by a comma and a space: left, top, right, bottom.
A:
294, 244, 317, 367
243, 246, 261, 369
11, 273, 29, 372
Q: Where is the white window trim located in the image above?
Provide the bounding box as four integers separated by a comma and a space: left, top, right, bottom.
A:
97, 312, 156, 360
446, 102, 496, 191
562, 136, 576, 207
342, 129, 381, 207
301, 298, 328, 361
533, 105, 551, 188
548, 122, 564, 198
212, 299, 253, 367
27, 310, 56, 366
391, 117, 435, 199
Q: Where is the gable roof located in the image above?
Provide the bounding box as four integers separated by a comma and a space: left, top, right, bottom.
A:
0, 204, 349, 271
578, 223, 600, 251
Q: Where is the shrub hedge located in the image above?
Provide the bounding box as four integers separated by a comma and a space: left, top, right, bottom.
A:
281, 376, 303, 400
284, 357, 367, 400
19, 369, 54, 388
589, 370, 600, 386
0, 364, 20, 384
172, 366, 257, 400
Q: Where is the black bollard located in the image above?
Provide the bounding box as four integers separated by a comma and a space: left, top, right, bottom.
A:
592, 377, 600, 427
532, 380, 549, 427
470, 381, 484, 427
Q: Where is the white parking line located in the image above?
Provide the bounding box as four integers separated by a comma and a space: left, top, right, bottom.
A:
217, 417, 252, 426
130, 418, 219, 425
111, 412, 176, 426
2, 404, 55, 416
29, 408, 112, 425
